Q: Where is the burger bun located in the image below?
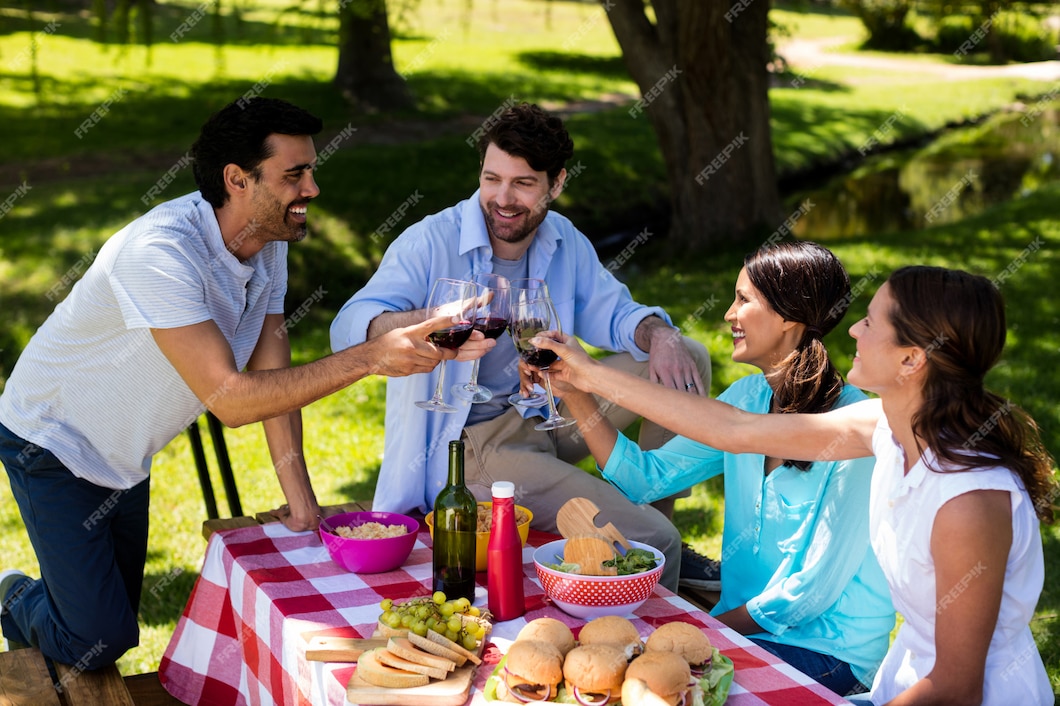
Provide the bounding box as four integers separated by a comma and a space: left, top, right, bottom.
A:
625, 650, 692, 706
621, 677, 675, 706
577, 615, 644, 660
562, 644, 628, 705
495, 639, 563, 703
516, 617, 576, 656
645, 620, 713, 672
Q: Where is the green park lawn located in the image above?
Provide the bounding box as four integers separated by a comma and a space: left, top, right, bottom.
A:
0, 0, 1057, 694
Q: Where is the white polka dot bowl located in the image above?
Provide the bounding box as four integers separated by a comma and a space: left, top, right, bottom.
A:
533, 539, 665, 620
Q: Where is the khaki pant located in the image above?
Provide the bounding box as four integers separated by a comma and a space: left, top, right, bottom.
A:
461, 337, 711, 593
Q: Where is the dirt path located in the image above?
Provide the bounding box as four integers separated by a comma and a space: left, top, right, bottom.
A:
779, 36, 1060, 82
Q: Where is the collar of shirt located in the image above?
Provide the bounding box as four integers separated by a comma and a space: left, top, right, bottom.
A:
195, 193, 257, 281
458, 190, 562, 275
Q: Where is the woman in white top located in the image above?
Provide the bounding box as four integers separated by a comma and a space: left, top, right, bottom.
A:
534, 265, 1056, 705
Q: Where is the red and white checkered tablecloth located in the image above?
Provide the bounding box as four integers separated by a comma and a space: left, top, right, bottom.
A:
159, 521, 852, 706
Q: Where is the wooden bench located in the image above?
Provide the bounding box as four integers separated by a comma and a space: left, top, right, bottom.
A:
201, 500, 374, 540
0, 648, 60, 706
0, 647, 181, 706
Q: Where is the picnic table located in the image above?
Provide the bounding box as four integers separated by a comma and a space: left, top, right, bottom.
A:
158, 518, 852, 705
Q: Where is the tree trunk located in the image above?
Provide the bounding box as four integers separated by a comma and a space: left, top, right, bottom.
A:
334, 0, 414, 111
604, 0, 782, 250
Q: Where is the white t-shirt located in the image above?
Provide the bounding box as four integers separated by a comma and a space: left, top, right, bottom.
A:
868, 416, 1051, 705
0, 192, 288, 489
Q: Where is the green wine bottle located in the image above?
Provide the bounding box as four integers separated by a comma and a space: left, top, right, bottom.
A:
432, 440, 477, 602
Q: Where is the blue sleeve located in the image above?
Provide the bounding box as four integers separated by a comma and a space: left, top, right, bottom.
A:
329, 224, 437, 352
746, 453, 876, 634
601, 433, 724, 504
600, 375, 766, 502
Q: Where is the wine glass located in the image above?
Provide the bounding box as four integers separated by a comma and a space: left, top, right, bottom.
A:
506, 279, 550, 408
452, 273, 511, 403
416, 278, 476, 413
510, 292, 577, 431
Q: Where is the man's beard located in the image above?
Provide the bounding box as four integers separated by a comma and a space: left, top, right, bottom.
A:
254, 195, 310, 244
481, 200, 549, 245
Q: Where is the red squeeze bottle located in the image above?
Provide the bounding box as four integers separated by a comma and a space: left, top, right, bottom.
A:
487, 481, 525, 621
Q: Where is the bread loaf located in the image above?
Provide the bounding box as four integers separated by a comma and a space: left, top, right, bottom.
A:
356, 648, 430, 688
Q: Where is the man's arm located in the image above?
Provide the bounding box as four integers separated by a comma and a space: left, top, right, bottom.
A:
632, 314, 675, 353
368, 310, 495, 362
151, 313, 466, 428
245, 313, 319, 532
633, 315, 706, 393
367, 309, 427, 339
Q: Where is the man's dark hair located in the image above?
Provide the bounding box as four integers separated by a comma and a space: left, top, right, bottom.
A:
476, 102, 573, 185
191, 97, 323, 207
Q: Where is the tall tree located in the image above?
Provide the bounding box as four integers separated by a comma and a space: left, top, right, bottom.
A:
334, 0, 414, 110
604, 1, 783, 248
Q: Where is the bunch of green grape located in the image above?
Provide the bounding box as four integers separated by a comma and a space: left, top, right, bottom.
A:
378, 591, 489, 651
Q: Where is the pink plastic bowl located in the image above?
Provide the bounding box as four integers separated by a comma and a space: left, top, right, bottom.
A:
319, 511, 420, 574
533, 539, 665, 620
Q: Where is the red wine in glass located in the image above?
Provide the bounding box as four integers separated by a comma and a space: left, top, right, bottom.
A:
475, 316, 509, 340
521, 348, 558, 368
418, 278, 476, 413
513, 322, 558, 367
452, 274, 511, 404
429, 322, 474, 349
506, 279, 551, 408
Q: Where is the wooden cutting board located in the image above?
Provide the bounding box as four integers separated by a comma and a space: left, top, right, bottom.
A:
306, 635, 484, 706
345, 662, 477, 706
556, 497, 632, 551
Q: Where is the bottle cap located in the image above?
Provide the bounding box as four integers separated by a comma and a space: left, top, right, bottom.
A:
491, 481, 515, 499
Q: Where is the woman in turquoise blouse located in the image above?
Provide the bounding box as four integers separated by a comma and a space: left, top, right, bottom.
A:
552, 241, 895, 696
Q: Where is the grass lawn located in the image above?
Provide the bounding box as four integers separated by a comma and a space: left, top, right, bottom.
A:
0, 0, 1057, 696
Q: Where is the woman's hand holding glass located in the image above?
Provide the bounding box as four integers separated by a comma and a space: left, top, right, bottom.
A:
506, 278, 551, 408
520, 332, 598, 396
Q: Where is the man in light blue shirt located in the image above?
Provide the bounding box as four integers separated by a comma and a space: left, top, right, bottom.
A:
330, 103, 712, 591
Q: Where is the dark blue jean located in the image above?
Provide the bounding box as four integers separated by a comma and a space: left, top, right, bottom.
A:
750, 637, 869, 697
0, 421, 149, 669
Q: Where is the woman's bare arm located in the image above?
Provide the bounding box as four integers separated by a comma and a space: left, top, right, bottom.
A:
534, 333, 879, 462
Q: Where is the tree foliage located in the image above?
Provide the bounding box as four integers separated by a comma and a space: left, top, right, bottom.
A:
841, 0, 921, 49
